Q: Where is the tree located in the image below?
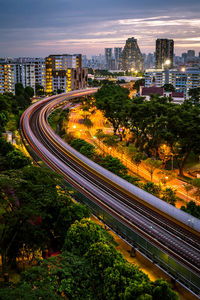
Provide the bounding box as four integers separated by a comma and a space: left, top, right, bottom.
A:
162, 84, 175, 92
4, 149, 31, 170
84, 241, 125, 272
145, 158, 162, 181
99, 155, 128, 177
0, 137, 14, 156
161, 188, 177, 206
0, 111, 8, 133
15, 83, 24, 96
188, 87, 200, 105
24, 86, 34, 98
143, 182, 161, 197
70, 138, 96, 158
132, 79, 145, 92
63, 219, 116, 256
0, 166, 89, 274
184, 178, 200, 200
95, 83, 131, 134
35, 84, 45, 96
132, 152, 144, 174
181, 201, 200, 219
152, 279, 178, 300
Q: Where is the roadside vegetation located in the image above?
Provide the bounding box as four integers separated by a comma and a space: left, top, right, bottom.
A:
0, 84, 179, 299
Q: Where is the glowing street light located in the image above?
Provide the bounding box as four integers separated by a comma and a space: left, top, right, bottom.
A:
73, 125, 76, 129
165, 59, 171, 66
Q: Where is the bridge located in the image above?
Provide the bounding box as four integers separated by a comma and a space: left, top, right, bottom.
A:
20, 89, 200, 297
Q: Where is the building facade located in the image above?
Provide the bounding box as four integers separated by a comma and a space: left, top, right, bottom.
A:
120, 37, 144, 72
0, 63, 15, 94
114, 47, 122, 70
105, 48, 112, 69
45, 54, 87, 94
156, 39, 174, 69
145, 67, 200, 98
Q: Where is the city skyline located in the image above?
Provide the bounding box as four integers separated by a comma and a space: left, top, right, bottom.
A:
1, 0, 200, 57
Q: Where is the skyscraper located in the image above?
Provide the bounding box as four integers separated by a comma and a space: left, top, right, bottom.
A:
187, 50, 195, 58
105, 48, 112, 69
120, 37, 144, 72
114, 47, 122, 70
156, 39, 174, 69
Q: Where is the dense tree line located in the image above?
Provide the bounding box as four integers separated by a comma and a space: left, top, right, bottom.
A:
70, 138, 139, 185
0, 83, 34, 134
95, 83, 200, 176
0, 219, 178, 299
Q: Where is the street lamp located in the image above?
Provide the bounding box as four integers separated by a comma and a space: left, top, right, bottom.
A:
165, 59, 171, 67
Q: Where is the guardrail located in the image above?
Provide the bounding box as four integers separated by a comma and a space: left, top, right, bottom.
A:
20, 121, 200, 298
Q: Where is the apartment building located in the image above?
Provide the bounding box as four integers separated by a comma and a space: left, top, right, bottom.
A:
0, 63, 15, 94
145, 67, 200, 98
45, 54, 87, 94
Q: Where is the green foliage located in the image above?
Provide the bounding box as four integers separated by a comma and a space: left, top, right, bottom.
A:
0, 137, 14, 156
83, 118, 93, 128
145, 158, 162, 181
143, 182, 161, 198
95, 83, 131, 134
70, 138, 96, 158
14, 83, 32, 109
188, 87, 200, 105
35, 84, 45, 96
133, 79, 145, 92
64, 218, 116, 255
161, 188, 177, 206
184, 178, 200, 200
162, 84, 175, 92
24, 86, 34, 98
4, 149, 31, 170
98, 154, 128, 176
15, 83, 24, 97
152, 279, 178, 300
181, 201, 200, 219
103, 261, 150, 299
0, 281, 62, 300
0, 166, 90, 271
84, 241, 125, 271
0, 111, 8, 133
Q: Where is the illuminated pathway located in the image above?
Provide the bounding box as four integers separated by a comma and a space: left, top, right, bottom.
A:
21, 90, 200, 296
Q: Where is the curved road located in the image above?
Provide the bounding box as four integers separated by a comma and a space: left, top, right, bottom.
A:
20, 90, 200, 279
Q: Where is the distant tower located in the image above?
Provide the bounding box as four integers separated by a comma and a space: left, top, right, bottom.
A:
121, 37, 144, 72
156, 39, 174, 69
187, 50, 195, 58
114, 47, 122, 70
105, 48, 112, 69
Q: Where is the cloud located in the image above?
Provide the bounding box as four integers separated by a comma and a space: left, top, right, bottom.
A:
0, 0, 200, 56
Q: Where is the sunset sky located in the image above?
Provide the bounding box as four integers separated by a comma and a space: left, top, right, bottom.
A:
1, 0, 200, 57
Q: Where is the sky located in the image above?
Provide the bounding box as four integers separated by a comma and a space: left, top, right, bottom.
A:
0, 0, 200, 57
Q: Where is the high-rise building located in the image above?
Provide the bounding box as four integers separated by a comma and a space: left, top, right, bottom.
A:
15, 63, 35, 91
120, 37, 144, 72
155, 39, 174, 69
13, 57, 46, 90
45, 54, 87, 94
114, 47, 122, 70
187, 50, 195, 58
105, 48, 112, 69
0, 60, 36, 94
0, 63, 15, 94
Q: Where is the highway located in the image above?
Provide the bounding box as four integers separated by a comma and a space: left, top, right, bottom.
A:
20, 89, 200, 281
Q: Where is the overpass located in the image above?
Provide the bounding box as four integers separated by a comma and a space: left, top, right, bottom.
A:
20, 89, 200, 297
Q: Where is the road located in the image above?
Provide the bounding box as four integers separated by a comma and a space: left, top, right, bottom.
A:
20, 90, 200, 282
